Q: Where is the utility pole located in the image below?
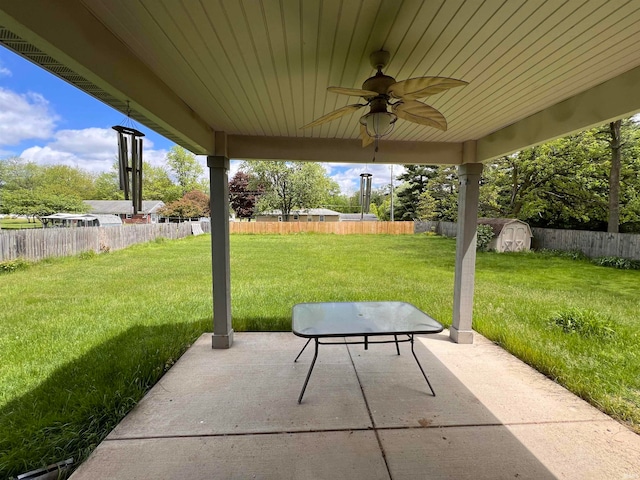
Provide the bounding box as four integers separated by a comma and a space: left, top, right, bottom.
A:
390, 164, 394, 222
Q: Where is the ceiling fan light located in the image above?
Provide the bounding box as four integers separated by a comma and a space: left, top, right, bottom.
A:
359, 111, 397, 138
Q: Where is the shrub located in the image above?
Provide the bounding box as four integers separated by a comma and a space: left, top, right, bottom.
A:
0, 258, 30, 274
78, 250, 97, 260
549, 308, 616, 339
476, 224, 494, 251
591, 256, 640, 270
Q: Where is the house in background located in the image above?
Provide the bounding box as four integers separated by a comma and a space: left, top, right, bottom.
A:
478, 218, 532, 252
84, 200, 165, 224
339, 213, 378, 222
256, 208, 341, 222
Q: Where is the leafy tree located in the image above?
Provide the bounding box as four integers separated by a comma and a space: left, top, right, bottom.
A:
482, 132, 610, 229
93, 170, 124, 200
607, 120, 622, 233
242, 161, 338, 220
183, 190, 210, 216
1, 190, 88, 221
593, 118, 640, 232
166, 146, 205, 196
427, 166, 459, 221
416, 190, 438, 220
229, 171, 261, 219
143, 163, 182, 203
0, 156, 41, 192
159, 190, 210, 219
36, 165, 96, 200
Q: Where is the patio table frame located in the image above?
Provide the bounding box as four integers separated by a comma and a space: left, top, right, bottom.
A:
292, 301, 444, 404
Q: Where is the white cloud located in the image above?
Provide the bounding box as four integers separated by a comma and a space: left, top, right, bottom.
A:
325, 162, 406, 194
0, 66, 11, 77
20, 127, 168, 174
0, 88, 57, 144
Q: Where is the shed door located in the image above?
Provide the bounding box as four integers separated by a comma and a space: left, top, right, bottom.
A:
503, 224, 528, 252
502, 225, 515, 251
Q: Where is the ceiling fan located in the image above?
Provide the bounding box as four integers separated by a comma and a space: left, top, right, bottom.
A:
301, 50, 467, 147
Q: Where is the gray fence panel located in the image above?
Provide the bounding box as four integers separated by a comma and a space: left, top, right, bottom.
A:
0, 221, 209, 262
414, 222, 640, 260
530, 227, 640, 260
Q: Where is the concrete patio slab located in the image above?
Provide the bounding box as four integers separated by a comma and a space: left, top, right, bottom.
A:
109, 334, 371, 438
70, 331, 640, 480
349, 334, 607, 428
72, 431, 390, 480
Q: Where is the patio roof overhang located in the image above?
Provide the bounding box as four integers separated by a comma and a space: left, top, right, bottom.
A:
2, 0, 640, 346
1, 0, 640, 163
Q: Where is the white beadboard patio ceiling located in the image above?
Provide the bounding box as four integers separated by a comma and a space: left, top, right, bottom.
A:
1, 0, 640, 161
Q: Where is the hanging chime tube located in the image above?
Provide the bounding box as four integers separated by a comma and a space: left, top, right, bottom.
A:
360, 173, 372, 217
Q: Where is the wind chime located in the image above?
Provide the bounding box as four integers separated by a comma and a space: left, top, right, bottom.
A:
112, 103, 144, 213
359, 172, 372, 219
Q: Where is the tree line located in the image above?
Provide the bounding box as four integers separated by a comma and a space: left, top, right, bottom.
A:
391, 118, 640, 233
0, 146, 211, 221
3, 118, 639, 231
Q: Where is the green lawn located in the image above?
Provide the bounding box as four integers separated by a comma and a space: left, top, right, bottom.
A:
0, 217, 42, 229
1, 233, 638, 477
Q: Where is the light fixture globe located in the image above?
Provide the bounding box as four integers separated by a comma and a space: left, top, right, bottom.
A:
359, 110, 397, 138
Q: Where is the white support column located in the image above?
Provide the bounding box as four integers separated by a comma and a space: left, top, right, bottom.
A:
208, 155, 233, 349
451, 158, 483, 344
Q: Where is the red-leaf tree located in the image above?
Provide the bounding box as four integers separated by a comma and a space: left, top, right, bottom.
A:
229, 171, 261, 220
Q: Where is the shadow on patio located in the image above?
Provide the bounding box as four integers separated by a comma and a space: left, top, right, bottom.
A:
71, 331, 640, 479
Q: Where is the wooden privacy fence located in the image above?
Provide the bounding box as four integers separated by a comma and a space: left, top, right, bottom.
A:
229, 221, 414, 235
0, 223, 195, 262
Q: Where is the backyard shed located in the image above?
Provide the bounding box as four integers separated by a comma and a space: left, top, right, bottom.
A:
478, 218, 532, 253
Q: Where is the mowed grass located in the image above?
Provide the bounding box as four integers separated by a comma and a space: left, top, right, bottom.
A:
1, 233, 639, 476
0, 217, 42, 229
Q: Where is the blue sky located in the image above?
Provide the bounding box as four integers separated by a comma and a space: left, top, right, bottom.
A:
0, 46, 401, 195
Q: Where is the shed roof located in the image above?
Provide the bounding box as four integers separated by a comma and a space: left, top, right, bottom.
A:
477, 218, 531, 236
84, 200, 165, 215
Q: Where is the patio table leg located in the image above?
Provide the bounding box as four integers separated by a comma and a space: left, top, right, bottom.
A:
410, 335, 436, 396
294, 338, 311, 363
298, 338, 319, 404
394, 335, 400, 355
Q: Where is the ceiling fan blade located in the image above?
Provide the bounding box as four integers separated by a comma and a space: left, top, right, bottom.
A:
387, 77, 467, 100
360, 124, 374, 147
300, 104, 366, 129
327, 86, 379, 98
393, 101, 448, 131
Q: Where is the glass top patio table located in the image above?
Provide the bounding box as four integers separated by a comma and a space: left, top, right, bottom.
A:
292, 301, 444, 403
292, 301, 443, 338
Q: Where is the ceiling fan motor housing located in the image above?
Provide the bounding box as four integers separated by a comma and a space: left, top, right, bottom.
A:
362, 71, 396, 97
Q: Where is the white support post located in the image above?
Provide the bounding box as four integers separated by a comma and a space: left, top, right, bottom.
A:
208, 155, 233, 349
451, 159, 483, 344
